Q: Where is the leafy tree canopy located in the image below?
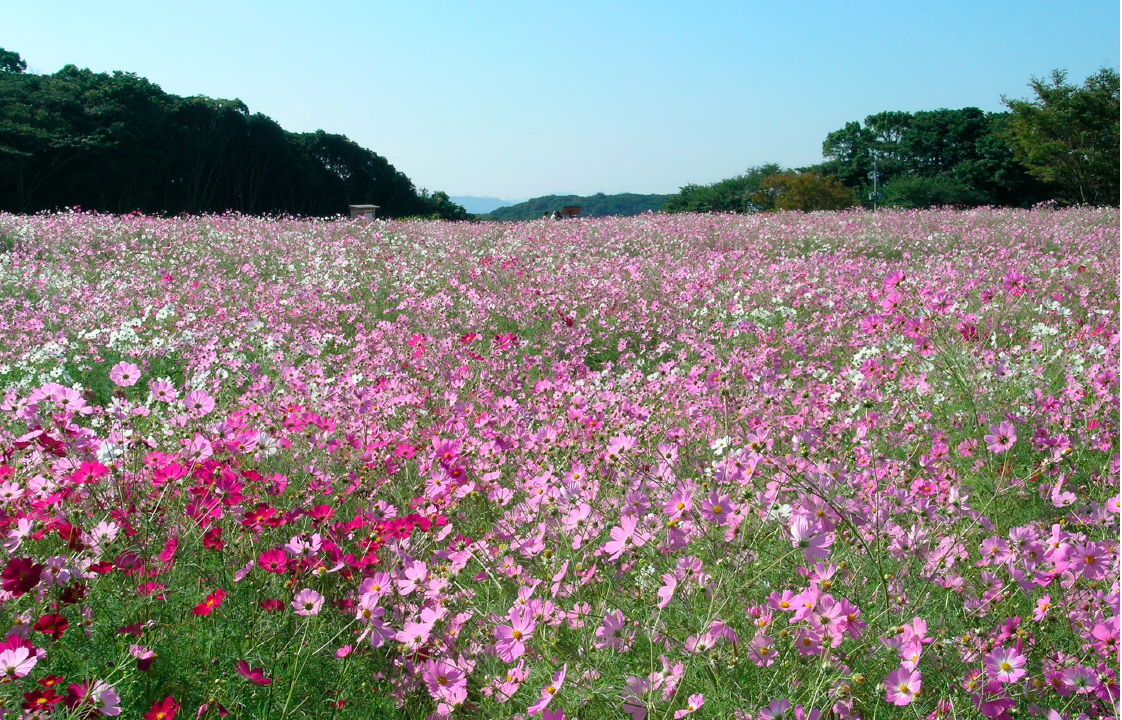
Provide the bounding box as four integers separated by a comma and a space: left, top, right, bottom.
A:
1002, 67, 1120, 206
0, 48, 25, 74
663, 164, 783, 214
0, 52, 468, 219
485, 193, 669, 221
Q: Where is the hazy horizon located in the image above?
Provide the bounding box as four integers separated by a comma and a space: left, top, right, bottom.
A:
5, 1, 1117, 199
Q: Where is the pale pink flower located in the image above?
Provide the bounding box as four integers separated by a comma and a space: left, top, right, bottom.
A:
0, 647, 36, 679
291, 588, 324, 616
396, 560, 428, 595
603, 515, 647, 560
184, 390, 215, 417
983, 647, 1026, 683
148, 379, 178, 402
749, 634, 776, 667
673, 694, 704, 718
790, 515, 831, 560
656, 573, 677, 609
594, 609, 630, 651
109, 362, 141, 387
884, 665, 921, 706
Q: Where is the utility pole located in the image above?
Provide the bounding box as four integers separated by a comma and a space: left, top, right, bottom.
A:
868, 150, 882, 212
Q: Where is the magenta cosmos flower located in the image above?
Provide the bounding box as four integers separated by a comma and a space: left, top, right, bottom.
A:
494, 606, 536, 662
884, 666, 921, 706
236, 660, 272, 686
109, 362, 141, 387
983, 422, 1017, 454
291, 589, 324, 616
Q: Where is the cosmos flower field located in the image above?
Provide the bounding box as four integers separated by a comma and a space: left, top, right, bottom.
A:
0, 207, 1116, 720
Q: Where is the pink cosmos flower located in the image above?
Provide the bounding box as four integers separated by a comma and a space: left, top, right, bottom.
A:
494, 607, 536, 662
603, 515, 648, 561
148, 379, 178, 402
258, 548, 287, 574
983, 647, 1026, 683
983, 422, 1016, 454
1061, 665, 1099, 693
595, 609, 631, 651
758, 699, 791, 720
1002, 270, 1027, 295
184, 390, 215, 417
395, 617, 434, 652
75, 681, 122, 717
0, 647, 37, 679
422, 658, 467, 702
129, 644, 156, 671
673, 694, 704, 718
109, 362, 141, 387
526, 664, 567, 715
790, 515, 832, 560
656, 573, 677, 609
1032, 594, 1051, 621
397, 560, 429, 595
291, 589, 324, 616
1071, 541, 1107, 578
749, 634, 776, 667
236, 660, 271, 686
699, 491, 733, 526
793, 627, 823, 656
899, 639, 923, 670
663, 489, 692, 519
884, 665, 921, 706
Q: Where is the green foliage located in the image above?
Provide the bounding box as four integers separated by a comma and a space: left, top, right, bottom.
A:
755, 172, 859, 211
0, 54, 467, 219
881, 175, 986, 208
484, 193, 668, 221
1002, 67, 1120, 206
663, 164, 783, 213
0, 47, 25, 74
816, 107, 1050, 208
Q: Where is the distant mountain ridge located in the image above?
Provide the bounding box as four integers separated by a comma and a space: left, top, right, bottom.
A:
449, 196, 525, 214
484, 193, 669, 221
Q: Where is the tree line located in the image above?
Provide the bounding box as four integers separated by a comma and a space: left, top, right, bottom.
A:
484, 193, 670, 221
665, 68, 1119, 213
0, 49, 469, 219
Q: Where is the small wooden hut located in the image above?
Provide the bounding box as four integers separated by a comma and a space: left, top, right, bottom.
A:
349, 204, 380, 220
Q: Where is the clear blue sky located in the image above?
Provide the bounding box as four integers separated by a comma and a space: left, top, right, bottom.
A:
5, 1, 1118, 199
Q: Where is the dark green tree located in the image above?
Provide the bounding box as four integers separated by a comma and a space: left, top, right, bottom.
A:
663, 164, 783, 213
0, 59, 467, 218
1002, 68, 1120, 206
0, 48, 25, 74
